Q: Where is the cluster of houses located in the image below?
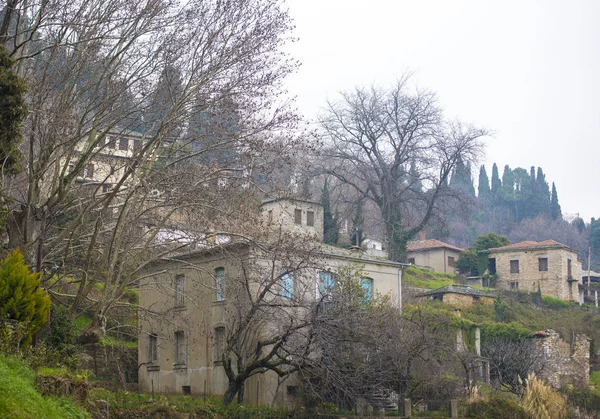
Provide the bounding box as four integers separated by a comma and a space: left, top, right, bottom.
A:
73, 134, 589, 404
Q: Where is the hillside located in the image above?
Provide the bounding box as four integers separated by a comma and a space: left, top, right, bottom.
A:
403, 265, 457, 289
0, 356, 89, 419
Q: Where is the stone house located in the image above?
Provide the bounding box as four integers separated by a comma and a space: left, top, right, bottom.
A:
418, 285, 496, 307
486, 240, 583, 302
137, 198, 405, 406
407, 238, 463, 273
66, 128, 144, 192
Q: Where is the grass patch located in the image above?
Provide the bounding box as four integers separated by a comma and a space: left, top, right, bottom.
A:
73, 315, 92, 333
0, 356, 89, 419
100, 335, 138, 349
404, 266, 456, 289
86, 388, 290, 417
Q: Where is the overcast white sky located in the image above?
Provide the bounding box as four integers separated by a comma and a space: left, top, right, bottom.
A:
284, 0, 600, 222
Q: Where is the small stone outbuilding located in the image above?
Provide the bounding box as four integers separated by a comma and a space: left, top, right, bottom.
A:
419, 285, 496, 307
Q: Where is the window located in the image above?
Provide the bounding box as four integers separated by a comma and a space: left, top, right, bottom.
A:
119, 137, 129, 151
175, 274, 185, 307
318, 271, 335, 297
148, 334, 158, 362
307, 210, 314, 226
107, 136, 116, 149
294, 209, 302, 225
85, 164, 94, 178
360, 278, 374, 301
281, 269, 294, 300
215, 267, 225, 301
510, 260, 519, 273
214, 327, 225, 362
488, 258, 496, 274
174, 331, 186, 365
448, 256, 455, 268
133, 140, 141, 153
567, 259, 572, 278
510, 281, 519, 290
102, 184, 111, 193
538, 257, 548, 272
408, 258, 415, 265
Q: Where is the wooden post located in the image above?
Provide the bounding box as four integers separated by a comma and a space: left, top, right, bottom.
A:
450, 399, 458, 418
404, 398, 411, 418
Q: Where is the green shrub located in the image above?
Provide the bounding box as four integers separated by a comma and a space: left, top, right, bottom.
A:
564, 388, 600, 416
40, 305, 79, 361
0, 249, 51, 347
466, 396, 527, 419
542, 296, 572, 310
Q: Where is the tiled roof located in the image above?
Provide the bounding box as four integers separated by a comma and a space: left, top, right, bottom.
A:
487, 240, 573, 252
407, 239, 463, 253
421, 285, 496, 298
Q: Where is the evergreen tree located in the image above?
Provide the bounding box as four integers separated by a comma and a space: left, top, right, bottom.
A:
535, 167, 551, 217
491, 163, 501, 197
321, 177, 339, 245
0, 249, 51, 347
477, 165, 491, 199
408, 160, 422, 193
0, 45, 27, 175
449, 157, 475, 195
550, 182, 562, 220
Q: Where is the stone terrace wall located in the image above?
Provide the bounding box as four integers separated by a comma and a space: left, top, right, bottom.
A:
82, 343, 138, 386
534, 329, 590, 389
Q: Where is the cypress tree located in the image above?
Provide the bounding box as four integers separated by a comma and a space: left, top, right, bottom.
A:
321, 177, 339, 245
0, 45, 27, 175
450, 157, 475, 195
535, 167, 551, 218
550, 182, 562, 220
477, 165, 491, 199
491, 163, 501, 196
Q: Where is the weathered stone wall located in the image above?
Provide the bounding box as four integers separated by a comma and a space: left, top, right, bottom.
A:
262, 199, 324, 242
82, 343, 138, 385
533, 329, 590, 389
490, 248, 582, 301
442, 293, 475, 307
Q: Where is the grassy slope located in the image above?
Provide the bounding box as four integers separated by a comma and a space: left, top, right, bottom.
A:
446, 292, 600, 355
0, 356, 89, 419
403, 265, 456, 289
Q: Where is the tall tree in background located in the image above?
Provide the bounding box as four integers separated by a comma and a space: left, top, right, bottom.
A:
477, 165, 491, 199
550, 182, 561, 220
449, 157, 475, 196
318, 78, 486, 261
322, 177, 339, 245
491, 163, 502, 198
0, 45, 26, 177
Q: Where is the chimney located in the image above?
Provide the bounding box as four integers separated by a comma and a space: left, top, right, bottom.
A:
419, 230, 426, 241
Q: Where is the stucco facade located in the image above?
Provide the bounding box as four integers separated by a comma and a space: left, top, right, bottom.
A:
406, 240, 463, 273
138, 199, 404, 406
487, 240, 583, 302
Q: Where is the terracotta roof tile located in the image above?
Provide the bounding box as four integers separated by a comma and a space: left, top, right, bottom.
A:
407, 239, 463, 253
488, 240, 572, 252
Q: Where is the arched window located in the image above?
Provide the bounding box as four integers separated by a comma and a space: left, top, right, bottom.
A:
360, 277, 374, 301
215, 267, 225, 301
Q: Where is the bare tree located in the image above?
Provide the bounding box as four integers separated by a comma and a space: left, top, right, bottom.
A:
317, 76, 486, 261
0, 0, 301, 340
482, 337, 543, 396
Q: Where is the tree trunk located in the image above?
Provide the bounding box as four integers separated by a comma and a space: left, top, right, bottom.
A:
223, 381, 241, 405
